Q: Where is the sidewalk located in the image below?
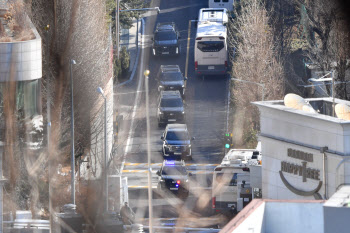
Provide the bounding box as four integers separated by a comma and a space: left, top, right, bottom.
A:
119, 18, 141, 78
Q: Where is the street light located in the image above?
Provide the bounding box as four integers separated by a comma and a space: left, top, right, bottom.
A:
70, 59, 76, 206
97, 87, 108, 213
144, 69, 153, 233
231, 78, 265, 101
308, 70, 335, 116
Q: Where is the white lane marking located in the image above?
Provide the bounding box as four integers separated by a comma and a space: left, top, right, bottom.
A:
122, 18, 145, 172
123, 170, 214, 175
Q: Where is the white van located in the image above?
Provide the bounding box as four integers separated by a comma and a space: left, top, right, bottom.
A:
209, 0, 234, 11
212, 149, 261, 214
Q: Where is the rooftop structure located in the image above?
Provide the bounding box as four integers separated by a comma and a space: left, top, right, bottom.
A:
221, 185, 350, 233
253, 97, 350, 201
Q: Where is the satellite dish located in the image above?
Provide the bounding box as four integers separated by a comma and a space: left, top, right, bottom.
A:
302, 105, 317, 113
335, 103, 350, 120
284, 93, 305, 110
284, 93, 317, 113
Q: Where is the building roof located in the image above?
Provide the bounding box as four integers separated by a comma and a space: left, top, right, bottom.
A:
253, 97, 350, 124
221, 199, 325, 233
324, 185, 350, 208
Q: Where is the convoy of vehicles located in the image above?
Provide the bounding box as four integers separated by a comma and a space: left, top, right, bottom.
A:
156, 160, 192, 198
151, 22, 181, 56
157, 91, 185, 127
194, 8, 228, 76
211, 149, 261, 214
161, 124, 194, 160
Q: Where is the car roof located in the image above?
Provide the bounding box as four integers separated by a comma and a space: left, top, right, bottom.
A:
156, 22, 176, 31
166, 124, 187, 131
160, 65, 181, 73
160, 90, 182, 98
163, 160, 186, 166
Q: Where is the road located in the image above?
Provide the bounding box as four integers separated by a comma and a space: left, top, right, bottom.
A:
115, 0, 230, 229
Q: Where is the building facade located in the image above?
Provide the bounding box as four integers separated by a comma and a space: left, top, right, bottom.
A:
254, 97, 350, 200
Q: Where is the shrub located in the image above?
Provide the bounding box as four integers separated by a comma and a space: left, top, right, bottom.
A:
114, 46, 130, 82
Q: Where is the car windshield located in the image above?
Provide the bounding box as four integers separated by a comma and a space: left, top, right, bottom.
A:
166, 130, 188, 141
161, 72, 183, 81
155, 31, 177, 41
160, 98, 183, 107
162, 165, 187, 176
197, 41, 224, 52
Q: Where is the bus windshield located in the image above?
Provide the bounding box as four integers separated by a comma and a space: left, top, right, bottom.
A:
197, 41, 224, 52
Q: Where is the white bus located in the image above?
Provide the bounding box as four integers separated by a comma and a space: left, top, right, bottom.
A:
209, 0, 234, 11
195, 8, 228, 76
211, 149, 261, 214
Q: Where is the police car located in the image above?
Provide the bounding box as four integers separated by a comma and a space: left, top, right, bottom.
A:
156, 160, 192, 198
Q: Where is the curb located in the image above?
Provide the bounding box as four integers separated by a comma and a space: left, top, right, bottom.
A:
116, 18, 144, 88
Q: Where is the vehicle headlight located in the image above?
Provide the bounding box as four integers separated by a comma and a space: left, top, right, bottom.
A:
185, 179, 189, 182
182, 111, 185, 114
158, 110, 163, 115
188, 144, 191, 148
182, 85, 185, 88
153, 49, 156, 55
176, 47, 179, 54
158, 85, 164, 90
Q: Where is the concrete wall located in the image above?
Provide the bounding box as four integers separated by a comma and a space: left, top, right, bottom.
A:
255, 99, 350, 200
324, 186, 350, 233
263, 202, 324, 233
231, 202, 265, 233
80, 77, 114, 180
0, 16, 42, 82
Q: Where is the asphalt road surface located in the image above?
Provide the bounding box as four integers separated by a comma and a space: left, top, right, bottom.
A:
115, 0, 230, 228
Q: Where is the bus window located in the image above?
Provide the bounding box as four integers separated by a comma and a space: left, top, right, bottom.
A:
216, 173, 237, 186
214, 0, 220, 2
229, 173, 237, 186
197, 41, 224, 52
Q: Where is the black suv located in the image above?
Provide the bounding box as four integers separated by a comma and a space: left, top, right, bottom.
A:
158, 91, 185, 127
156, 160, 192, 198
161, 124, 194, 160
157, 65, 187, 96
152, 22, 181, 56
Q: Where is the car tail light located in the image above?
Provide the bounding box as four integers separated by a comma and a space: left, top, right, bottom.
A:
177, 180, 181, 184
225, 61, 228, 67
212, 197, 216, 209
195, 61, 198, 70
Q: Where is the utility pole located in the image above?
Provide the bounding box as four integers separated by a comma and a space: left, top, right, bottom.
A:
70, 59, 76, 206
144, 70, 153, 233
116, 0, 120, 59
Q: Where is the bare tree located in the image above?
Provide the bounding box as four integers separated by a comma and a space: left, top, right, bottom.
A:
295, 0, 350, 100
228, 0, 284, 147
